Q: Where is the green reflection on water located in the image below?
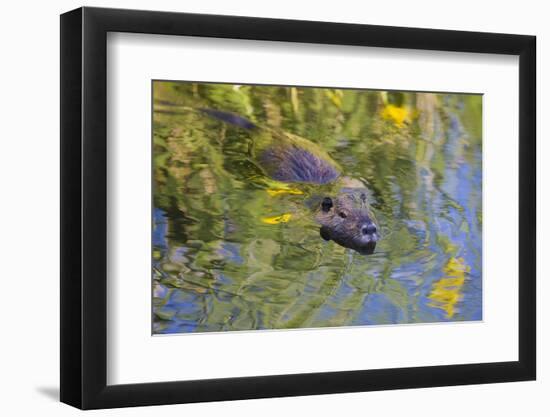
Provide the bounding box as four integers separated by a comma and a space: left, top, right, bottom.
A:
152, 81, 482, 334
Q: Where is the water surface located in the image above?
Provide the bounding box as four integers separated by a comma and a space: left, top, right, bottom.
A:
152, 82, 482, 334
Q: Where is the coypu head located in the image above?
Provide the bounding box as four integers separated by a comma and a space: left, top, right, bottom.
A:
315, 189, 379, 255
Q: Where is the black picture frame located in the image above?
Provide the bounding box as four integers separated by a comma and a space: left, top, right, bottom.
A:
60, 6, 536, 410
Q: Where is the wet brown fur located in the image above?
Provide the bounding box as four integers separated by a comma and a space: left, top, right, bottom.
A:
315, 189, 378, 254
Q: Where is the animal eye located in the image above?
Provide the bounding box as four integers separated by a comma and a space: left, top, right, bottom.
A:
339, 212, 347, 219
321, 197, 333, 212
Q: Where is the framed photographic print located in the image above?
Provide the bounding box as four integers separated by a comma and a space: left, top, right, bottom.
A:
60, 6, 536, 409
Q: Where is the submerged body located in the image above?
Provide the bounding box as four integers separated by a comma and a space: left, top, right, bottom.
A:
179, 106, 379, 254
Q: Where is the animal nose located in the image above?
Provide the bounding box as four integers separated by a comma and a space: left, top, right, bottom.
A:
361, 223, 377, 235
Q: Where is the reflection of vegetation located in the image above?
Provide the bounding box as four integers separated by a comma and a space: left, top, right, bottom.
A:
428, 257, 469, 318
380, 92, 414, 126
261, 213, 292, 224
152, 81, 483, 334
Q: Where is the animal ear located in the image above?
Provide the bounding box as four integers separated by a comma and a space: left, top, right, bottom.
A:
320, 226, 331, 241
321, 197, 333, 212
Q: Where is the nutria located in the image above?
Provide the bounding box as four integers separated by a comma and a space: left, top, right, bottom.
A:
163, 105, 379, 254
316, 190, 378, 255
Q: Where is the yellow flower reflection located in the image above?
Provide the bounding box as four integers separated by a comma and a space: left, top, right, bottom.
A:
266, 187, 303, 197
381, 104, 412, 126
428, 257, 470, 318
261, 213, 292, 224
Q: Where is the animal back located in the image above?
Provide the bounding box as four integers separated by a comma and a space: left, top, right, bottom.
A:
260, 145, 340, 184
